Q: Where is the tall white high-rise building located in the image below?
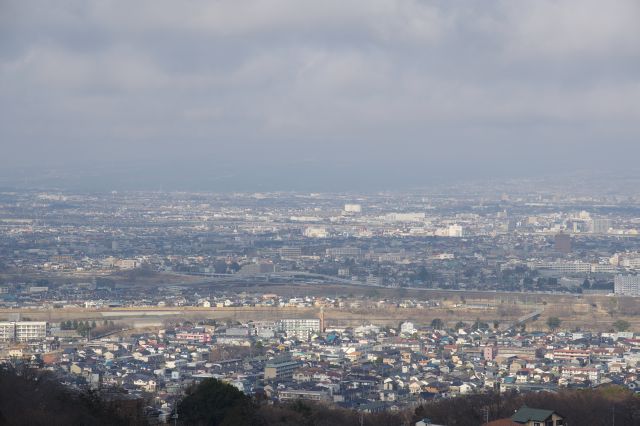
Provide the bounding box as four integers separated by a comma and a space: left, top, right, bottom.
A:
591, 218, 612, 234
614, 275, 640, 296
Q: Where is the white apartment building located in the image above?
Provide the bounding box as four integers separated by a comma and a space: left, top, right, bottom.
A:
447, 224, 464, 237
614, 274, 640, 296
532, 261, 618, 275
279, 318, 321, 340
303, 227, 328, 238
384, 212, 425, 222
0, 321, 47, 341
532, 261, 592, 273
400, 321, 417, 335
344, 203, 362, 213
326, 247, 361, 257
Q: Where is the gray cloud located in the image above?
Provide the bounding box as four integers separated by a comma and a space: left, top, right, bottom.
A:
1, 0, 639, 189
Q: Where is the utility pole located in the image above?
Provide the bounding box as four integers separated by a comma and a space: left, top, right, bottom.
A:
174, 405, 179, 426
612, 404, 615, 426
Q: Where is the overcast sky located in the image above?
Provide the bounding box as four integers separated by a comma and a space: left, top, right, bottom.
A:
1, 1, 639, 190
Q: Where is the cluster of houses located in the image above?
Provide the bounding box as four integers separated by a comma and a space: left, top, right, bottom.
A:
10, 318, 636, 423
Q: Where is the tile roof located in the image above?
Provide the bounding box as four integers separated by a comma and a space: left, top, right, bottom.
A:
511, 406, 556, 423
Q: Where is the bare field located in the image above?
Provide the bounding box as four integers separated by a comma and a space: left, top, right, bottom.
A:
2, 296, 639, 332
2, 273, 639, 331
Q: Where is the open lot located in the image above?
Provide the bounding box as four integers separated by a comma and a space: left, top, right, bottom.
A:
2, 282, 638, 332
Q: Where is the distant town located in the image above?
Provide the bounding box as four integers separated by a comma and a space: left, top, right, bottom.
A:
1, 187, 640, 423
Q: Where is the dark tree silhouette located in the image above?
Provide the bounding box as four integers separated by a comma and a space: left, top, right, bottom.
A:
0, 365, 145, 425
177, 378, 255, 425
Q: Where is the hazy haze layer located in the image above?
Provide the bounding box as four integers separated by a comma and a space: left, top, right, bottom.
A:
1, 1, 639, 190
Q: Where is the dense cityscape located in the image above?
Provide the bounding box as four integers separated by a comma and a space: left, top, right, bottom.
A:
1, 185, 640, 424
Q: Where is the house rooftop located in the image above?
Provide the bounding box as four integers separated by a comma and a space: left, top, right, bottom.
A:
511, 406, 557, 423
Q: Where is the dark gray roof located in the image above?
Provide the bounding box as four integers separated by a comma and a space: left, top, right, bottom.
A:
511, 406, 557, 423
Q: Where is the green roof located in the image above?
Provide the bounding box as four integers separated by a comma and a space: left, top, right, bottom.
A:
511, 406, 556, 423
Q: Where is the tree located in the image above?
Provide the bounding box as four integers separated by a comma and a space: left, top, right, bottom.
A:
91, 321, 97, 329
547, 316, 561, 331
454, 321, 467, 330
178, 378, 254, 425
228, 261, 241, 273
0, 364, 144, 425
417, 266, 430, 282
431, 318, 444, 329
411, 386, 640, 426
473, 318, 489, 331
613, 319, 630, 332
213, 261, 228, 274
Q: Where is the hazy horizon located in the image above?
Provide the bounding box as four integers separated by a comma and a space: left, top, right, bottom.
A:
2, 1, 639, 191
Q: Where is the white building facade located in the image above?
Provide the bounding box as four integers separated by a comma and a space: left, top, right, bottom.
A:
0, 321, 47, 341
614, 275, 640, 296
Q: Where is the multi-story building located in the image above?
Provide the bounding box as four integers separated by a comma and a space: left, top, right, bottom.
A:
279, 318, 321, 340
0, 321, 47, 342
279, 246, 302, 258
384, 212, 425, 222
0, 322, 15, 341
278, 389, 331, 402
617, 254, 640, 270
483, 345, 497, 360
264, 353, 302, 380
561, 366, 601, 383
554, 233, 572, 254
447, 224, 464, 237
530, 261, 617, 275
303, 227, 328, 238
591, 218, 612, 234
366, 275, 384, 286
326, 247, 361, 257
343, 204, 362, 213
549, 349, 591, 362
175, 332, 212, 343
614, 274, 640, 296
531, 261, 590, 273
